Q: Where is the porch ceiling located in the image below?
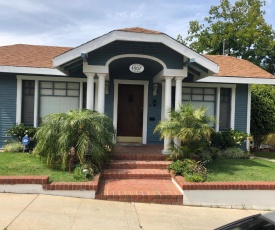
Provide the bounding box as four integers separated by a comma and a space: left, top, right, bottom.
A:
109, 57, 163, 76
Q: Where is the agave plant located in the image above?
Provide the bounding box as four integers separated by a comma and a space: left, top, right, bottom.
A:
33, 109, 116, 171
154, 104, 215, 159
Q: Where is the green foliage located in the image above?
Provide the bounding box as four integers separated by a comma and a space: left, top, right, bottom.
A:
206, 158, 275, 182
251, 85, 275, 149
211, 130, 248, 150
4, 142, 24, 152
168, 159, 207, 182
6, 123, 37, 143
154, 104, 215, 159
33, 109, 116, 172
253, 151, 275, 159
182, 0, 275, 74
222, 147, 249, 159
73, 164, 94, 181
199, 147, 223, 163
0, 152, 86, 182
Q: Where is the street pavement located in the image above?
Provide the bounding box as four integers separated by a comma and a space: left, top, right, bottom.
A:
0, 193, 268, 230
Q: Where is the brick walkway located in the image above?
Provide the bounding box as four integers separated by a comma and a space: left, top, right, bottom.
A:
95, 144, 183, 205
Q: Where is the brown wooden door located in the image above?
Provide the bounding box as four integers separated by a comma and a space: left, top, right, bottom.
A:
117, 84, 144, 139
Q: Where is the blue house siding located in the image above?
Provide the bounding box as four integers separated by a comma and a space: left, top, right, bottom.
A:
234, 84, 248, 133
88, 41, 184, 69
0, 74, 17, 148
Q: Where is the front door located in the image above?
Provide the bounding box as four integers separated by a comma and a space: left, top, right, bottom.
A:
117, 84, 144, 143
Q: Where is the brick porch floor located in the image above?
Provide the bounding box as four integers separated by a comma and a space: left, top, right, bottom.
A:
95, 144, 183, 205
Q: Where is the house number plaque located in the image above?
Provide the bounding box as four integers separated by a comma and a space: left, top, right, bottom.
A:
129, 64, 144, 73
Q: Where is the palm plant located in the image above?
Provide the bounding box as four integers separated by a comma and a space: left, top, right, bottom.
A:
154, 104, 215, 159
33, 109, 116, 171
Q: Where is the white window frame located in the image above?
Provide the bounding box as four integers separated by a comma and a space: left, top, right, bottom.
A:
171, 82, 236, 131
113, 79, 149, 144
16, 75, 87, 127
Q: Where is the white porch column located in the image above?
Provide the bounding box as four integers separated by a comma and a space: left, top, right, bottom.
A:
246, 84, 252, 151
97, 73, 106, 113
174, 76, 184, 147
16, 77, 22, 124
175, 76, 184, 110
85, 73, 95, 110
33, 80, 39, 127
163, 76, 173, 153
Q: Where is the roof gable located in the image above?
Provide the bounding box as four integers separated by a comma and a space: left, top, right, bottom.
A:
52, 27, 219, 75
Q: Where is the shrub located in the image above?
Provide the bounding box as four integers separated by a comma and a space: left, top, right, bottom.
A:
33, 109, 116, 172
6, 123, 37, 143
154, 104, 215, 159
4, 142, 24, 152
199, 147, 222, 163
73, 164, 94, 181
222, 147, 249, 159
168, 159, 207, 182
211, 130, 247, 150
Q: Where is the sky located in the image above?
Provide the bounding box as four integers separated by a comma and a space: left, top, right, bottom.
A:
0, 0, 274, 48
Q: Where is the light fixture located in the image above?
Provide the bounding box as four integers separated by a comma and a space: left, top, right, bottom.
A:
153, 83, 158, 96
105, 81, 109, 94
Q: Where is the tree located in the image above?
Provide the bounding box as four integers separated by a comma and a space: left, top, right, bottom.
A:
33, 109, 116, 171
251, 85, 275, 149
154, 104, 215, 159
182, 0, 275, 74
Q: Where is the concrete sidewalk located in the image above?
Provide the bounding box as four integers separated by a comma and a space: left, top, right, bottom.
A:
0, 193, 268, 230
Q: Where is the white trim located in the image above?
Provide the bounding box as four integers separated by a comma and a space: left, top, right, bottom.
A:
53, 30, 219, 74
17, 75, 87, 82
198, 76, 275, 85
16, 78, 22, 124
246, 85, 252, 151
163, 76, 173, 153
79, 82, 83, 109
161, 81, 165, 120
180, 82, 236, 132
85, 73, 95, 110
34, 80, 39, 127
0, 66, 65, 76
177, 82, 235, 88
95, 81, 99, 111
215, 87, 221, 132
83, 63, 109, 75
105, 54, 167, 69
153, 69, 187, 83
231, 85, 236, 130
97, 74, 106, 113
16, 75, 86, 128
113, 79, 149, 144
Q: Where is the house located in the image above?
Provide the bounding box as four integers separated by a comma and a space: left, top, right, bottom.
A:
0, 27, 274, 151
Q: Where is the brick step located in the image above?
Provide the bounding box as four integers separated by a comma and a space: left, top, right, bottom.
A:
102, 168, 171, 180
107, 160, 171, 169
95, 179, 183, 205
112, 153, 167, 161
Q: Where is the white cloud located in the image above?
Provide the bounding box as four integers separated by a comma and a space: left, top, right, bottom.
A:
0, 0, 274, 47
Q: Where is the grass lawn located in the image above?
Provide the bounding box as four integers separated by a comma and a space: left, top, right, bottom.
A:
206, 158, 275, 182
0, 152, 82, 182
253, 151, 275, 159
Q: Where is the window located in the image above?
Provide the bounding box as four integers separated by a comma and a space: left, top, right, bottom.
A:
22, 80, 35, 126
219, 88, 231, 130
39, 81, 80, 119
182, 87, 216, 117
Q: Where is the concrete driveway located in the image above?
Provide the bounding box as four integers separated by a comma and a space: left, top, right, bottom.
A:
0, 193, 268, 230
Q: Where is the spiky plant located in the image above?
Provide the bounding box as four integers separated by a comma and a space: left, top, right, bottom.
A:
154, 104, 215, 159
33, 109, 116, 171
